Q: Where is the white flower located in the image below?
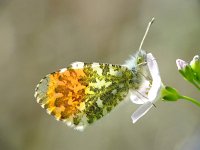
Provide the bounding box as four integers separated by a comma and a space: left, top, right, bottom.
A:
130, 53, 164, 123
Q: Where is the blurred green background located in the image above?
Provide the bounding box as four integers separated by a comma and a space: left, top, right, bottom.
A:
0, 0, 200, 150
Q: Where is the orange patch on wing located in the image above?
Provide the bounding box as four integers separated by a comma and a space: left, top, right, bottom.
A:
46, 69, 88, 120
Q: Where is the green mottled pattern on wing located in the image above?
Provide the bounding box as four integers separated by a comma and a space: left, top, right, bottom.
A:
71, 63, 136, 126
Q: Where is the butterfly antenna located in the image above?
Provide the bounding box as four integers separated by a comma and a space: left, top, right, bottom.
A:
139, 17, 155, 51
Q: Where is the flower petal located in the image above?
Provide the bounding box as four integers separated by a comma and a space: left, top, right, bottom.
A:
147, 53, 160, 80
146, 53, 162, 102
130, 80, 150, 104
131, 101, 153, 123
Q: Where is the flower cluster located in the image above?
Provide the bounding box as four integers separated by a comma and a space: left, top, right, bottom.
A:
176, 55, 200, 90
131, 53, 200, 123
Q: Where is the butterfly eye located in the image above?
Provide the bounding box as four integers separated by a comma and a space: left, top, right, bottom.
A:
137, 57, 143, 64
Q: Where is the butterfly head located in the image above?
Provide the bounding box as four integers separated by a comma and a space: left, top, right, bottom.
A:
124, 50, 147, 71
135, 50, 147, 66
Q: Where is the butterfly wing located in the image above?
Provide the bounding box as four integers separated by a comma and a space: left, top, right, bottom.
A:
34, 62, 134, 130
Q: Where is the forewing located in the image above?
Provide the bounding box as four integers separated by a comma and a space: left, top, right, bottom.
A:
34, 62, 133, 130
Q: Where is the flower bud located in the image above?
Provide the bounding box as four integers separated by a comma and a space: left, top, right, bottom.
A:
176, 59, 188, 70
190, 55, 200, 78
176, 59, 195, 82
162, 86, 181, 101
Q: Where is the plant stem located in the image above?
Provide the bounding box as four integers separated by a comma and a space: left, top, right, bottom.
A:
191, 80, 200, 91
180, 95, 200, 107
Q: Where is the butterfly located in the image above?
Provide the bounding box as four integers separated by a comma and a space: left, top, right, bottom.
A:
34, 18, 155, 131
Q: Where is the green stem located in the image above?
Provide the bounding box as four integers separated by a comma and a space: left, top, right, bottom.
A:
191, 80, 200, 91
180, 95, 200, 107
